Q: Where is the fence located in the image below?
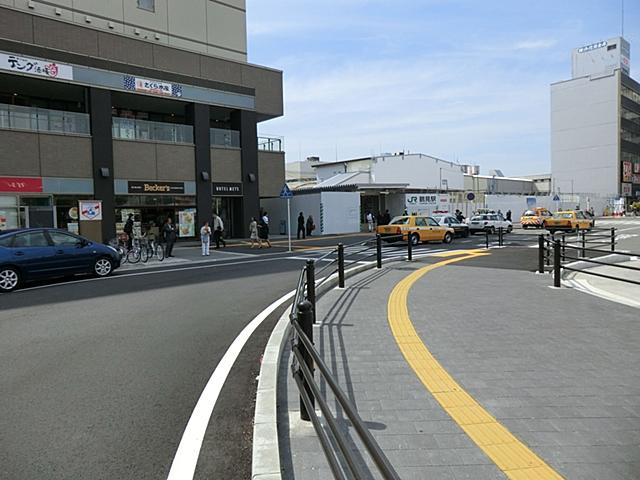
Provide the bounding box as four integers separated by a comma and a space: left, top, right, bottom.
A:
112, 117, 193, 144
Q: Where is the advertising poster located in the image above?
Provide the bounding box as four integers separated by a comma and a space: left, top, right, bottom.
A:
622, 162, 633, 182
178, 209, 196, 237
67, 222, 79, 235
622, 183, 632, 197
0, 212, 6, 229
79, 200, 102, 221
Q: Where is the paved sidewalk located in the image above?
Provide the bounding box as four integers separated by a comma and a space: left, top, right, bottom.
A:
565, 259, 640, 309
278, 252, 640, 479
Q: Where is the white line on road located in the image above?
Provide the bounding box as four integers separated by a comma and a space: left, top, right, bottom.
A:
166, 289, 296, 480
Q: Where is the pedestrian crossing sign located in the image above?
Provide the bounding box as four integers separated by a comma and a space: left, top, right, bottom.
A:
279, 183, 293, 199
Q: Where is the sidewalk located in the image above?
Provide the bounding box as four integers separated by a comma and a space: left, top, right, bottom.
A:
278, 253, 640, 479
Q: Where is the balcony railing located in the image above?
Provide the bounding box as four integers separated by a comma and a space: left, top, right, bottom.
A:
210, 127, 240, 148
0, 103, 90, 135
258, 135, 284, 152
112, 117, 193, 144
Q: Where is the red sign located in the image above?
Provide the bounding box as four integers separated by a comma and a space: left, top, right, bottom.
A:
0, 177, 43, 192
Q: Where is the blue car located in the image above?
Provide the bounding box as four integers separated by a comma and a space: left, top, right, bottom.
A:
0, 228, 121, 292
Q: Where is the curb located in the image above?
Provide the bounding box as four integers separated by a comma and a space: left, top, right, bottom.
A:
251, 258, 390, 479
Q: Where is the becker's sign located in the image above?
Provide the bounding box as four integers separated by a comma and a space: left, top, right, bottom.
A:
128, 181, 185, 194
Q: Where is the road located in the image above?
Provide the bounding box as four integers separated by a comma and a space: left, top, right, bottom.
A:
1, 218, 638, 479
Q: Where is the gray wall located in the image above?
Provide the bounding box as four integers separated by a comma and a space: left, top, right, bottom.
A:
0, 130, 92, 177
258, 151, 285, 198
113, 140, 195, 181
211, 147, 241, 183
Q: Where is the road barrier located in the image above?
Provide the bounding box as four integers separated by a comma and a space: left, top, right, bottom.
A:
288, 235, 403, 480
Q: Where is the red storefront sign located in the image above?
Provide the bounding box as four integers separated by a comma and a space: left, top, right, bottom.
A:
0, 177, 43, 192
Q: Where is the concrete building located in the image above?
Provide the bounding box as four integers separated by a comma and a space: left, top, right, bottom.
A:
551, 37, 640, 206
0, 0, 284, 239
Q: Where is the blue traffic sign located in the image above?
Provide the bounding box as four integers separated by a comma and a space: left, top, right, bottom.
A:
279, 183, 293, 199
466, 192, 475, 201
553, 194, 560, 202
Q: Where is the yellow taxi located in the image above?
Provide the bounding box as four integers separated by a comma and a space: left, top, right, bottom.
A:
376, 215, 455, 245
542, 210, 594, 233
520, 207, 552, 229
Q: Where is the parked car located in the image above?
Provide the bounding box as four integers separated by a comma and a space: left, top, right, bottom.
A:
432, 214, 470, 237
520, 208, 552, 229
468, 214, 513, 234
542, 210, 594, 233
376, 215, 454, 245
0, 228, 121, 292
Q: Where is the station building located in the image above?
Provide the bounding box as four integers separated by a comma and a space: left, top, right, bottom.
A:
0, 0, 284, 240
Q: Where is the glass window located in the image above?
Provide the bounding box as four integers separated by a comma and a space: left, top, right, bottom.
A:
576, 212, 585, 219
13, 231, 50, 247
49, 231, 80, 246
0, 235, 14, 247
427, 217, 439, 226
137, 0, 155, 11
415, 218, 427, 227
390, 217, 410, 225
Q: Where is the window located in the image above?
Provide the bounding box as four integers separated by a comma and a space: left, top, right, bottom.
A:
49, 231, 80, 246
427, 218, 439, 227
0, 235, 14, 247
13, 231, 50, 247
607, 44, 617, 51
415, 218, 428, 227
576, 212, 585, 219
390, 217, 410, 225
137, 0, 155, 12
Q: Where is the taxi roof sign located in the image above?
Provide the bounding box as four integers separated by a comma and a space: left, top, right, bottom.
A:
279, 183, 293, 199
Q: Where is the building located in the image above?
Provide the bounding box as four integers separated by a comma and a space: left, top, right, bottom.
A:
551, 37, 640, 206
285, 157, 319, 190
0, 0, 284, 239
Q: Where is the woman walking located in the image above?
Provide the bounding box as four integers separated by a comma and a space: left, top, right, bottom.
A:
306, 215, 315, 237
249, 217, 260, 248
258, 216, 272, 248
200, 221, 211, 256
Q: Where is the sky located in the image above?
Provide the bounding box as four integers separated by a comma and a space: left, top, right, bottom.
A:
246, 0, 639, 176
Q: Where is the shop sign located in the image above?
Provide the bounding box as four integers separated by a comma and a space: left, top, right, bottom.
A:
577, 41, 607, 53
406, 194, 437, 207
79, 200, 102, 221
634, 162, 640, 174
178, 209, 196, 238
212, 182, 243, 196
0, 53, 73, 80
128, 181, 185, 194
633, 174, 640, 185
0, 176, 43, 193
622, 161, 633, 182
621, 183, 632, 197
124, 75, 182, 98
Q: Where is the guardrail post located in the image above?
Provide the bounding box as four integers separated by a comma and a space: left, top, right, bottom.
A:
296, 300, 314, 421
553, 240, 561, 288
545, 236, 551, 267
538, 235, 545, 274
581, 229, 586, 258
407, 231, 413, 261
611, 227, 616, 252
561, 233, 566, 256
376, 234, 382, 269
485, 230, 489, 249
305, 259, 316, 324
337, 243, 345, 288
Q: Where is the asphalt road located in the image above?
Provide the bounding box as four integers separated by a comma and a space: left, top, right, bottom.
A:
2, 219, 638, 479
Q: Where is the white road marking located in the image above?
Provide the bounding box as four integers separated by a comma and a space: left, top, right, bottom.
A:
166, 289, 296, 480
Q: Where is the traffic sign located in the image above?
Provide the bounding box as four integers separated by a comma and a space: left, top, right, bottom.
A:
553, 194, 560, 202
279, 183, 293, 199
466, 192, 475, 201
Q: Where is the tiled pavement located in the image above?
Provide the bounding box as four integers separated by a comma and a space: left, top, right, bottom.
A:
278, 254, 640, 479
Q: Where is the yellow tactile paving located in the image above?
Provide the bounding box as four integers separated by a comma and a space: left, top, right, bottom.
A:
387, 251, 564, 480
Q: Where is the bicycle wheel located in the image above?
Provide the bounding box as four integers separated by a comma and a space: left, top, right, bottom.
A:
127, 248, 141, 264
155, 243, 165, 261
140, 246, 150, 263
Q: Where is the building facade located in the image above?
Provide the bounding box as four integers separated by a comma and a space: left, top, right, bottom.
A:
551, 37, 640, 206
0, 0, 284, 239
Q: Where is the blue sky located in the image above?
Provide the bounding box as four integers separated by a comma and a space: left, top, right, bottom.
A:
246, 0, 639, 175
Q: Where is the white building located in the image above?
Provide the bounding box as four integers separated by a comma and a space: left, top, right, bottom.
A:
551, 37, 640, 205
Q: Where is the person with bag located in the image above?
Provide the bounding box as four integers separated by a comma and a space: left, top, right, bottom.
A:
297, 212, 306, 239
200, 221, 212, 256
123, 213, 134, 249
258, 215, 272, 248
212, 213, 226, 249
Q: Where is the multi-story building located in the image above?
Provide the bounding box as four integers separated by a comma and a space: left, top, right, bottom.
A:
551, 37, 640, 206
0, 0, 284, 239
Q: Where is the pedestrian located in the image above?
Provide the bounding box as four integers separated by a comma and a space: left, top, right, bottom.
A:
297, 212, 305, 239
366, 211, 374, 232
306, 214, 315, 236
249, 217, 260, 248
163, 218, 177, 257
124, 213, 134, 249
456, 210, 465, 222
212, 213, 226, 249
506, 210, 512, 222
403, 209, 408, 216
200, 221, 211, 256
258, 215, 272, 248
383, 209, 391, 225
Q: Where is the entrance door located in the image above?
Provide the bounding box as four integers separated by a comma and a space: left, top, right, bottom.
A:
212, 197, 238, 238
20, 197, 55, 228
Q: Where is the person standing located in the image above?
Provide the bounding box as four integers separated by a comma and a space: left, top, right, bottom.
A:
297, 212, 306, 239
366, 211, 374, 232
124, 213, 134, 249
383, 210, 391, 225
306, 215, 315, 237
200, 221, 211, 256
258, 215, 271, 248
506, 210, 512, 222
249, 217, 260, 248
163, 218, 177, 257
212, 213, 226, 249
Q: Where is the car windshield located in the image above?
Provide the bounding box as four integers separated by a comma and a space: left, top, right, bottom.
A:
523, 210, 536, 216
553, 212, 574, 219
389, 217, 410, 225
471, 216, 485, 221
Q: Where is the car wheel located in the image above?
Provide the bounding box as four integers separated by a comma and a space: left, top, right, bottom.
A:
0, 267, 20, 293
523, 225, 528, 230
94, 257, 113, 277
411, 233, 420, 246
443, 232, 453, 244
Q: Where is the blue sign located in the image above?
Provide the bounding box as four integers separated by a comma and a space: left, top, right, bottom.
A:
526, 197, 537, 208
553, 194, 560, 202
279, 183, 293, 199
466, 192, 475, 201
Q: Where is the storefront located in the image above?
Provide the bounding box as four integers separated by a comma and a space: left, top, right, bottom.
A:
212, 182, 243, 238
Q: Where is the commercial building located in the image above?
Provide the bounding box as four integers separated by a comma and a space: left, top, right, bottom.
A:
0, 0, 284, 239
551, 37, 640, 207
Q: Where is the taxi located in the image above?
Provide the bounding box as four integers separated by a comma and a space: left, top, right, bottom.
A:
542, 210, 594, 233
520, 207, 552, 229
376, 215, 454, 245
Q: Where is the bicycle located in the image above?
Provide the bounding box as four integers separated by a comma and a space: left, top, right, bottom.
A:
108, 234, 130, 264
139, 237, 164, 263
126, 238, 147, 264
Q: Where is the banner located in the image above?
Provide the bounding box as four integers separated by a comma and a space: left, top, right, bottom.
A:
178, 209, 196, 237
124, 75, 182, 98
621, 183, 632, 197
622, 161, 633, 182
0, 176, 43, 193
0, 53, 73, 80
79, 201, 102, 221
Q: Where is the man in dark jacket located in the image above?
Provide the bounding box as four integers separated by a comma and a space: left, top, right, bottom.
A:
162, 218, 177, 257
124, 214, 134, 249
297, 212, 305, 239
